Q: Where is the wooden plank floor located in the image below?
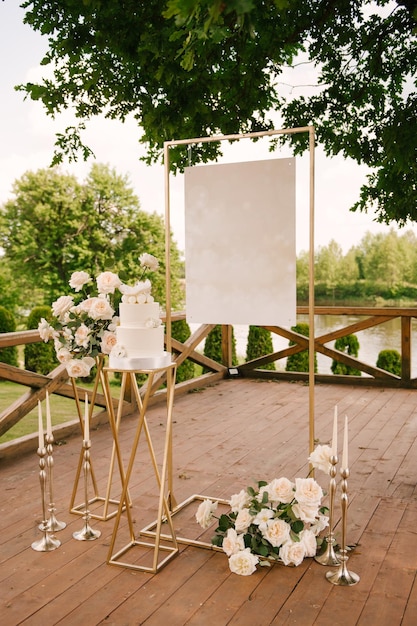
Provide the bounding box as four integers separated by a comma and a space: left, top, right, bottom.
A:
1, 378, 416, 625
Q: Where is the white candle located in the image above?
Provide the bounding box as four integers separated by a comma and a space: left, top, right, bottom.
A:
38, 400, 44, 450
342, 415, 349, 469
84, 393, 89, 441
46, 391, 52, 438
332, 405, 338, 457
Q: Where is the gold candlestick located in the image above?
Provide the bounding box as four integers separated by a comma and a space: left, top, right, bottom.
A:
73, 439, 101, 541
326, 467, 360, 586
315, 454, 341, 566
32, 446, 61, 552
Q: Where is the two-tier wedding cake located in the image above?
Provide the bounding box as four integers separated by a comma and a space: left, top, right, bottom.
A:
109, 278, 171, 370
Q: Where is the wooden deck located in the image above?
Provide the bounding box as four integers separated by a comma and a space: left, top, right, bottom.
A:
1, 378, 416, 625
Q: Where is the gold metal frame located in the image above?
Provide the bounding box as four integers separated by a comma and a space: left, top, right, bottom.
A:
164, 126, 316, 456
69, 356, 127, 520
103, 363, 179, 573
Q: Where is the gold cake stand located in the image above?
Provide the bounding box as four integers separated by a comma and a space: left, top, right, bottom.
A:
101, 361, 179, 573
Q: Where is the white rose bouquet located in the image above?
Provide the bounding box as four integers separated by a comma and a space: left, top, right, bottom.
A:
38, 270, 121, 377
38, 253, 160, 377
196, 476, 329, 576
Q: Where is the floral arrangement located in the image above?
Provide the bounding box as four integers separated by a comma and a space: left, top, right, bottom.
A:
196, 462, 330, 576
38, 253, 159, 377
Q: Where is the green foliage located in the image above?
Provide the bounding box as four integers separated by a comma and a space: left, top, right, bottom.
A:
376, 349, 401, 376
245, 326, 276, 370
24, 306, 58, 375
0, 164, 184, 309
297, 230, 417, 305
285, 323, 317, 373
171, 319, 195, 383
0, 306, 18, 367
0, 258, 24, 316
19, 1, 417, 223
203, 325, 238, 369
331, 334, 361, 376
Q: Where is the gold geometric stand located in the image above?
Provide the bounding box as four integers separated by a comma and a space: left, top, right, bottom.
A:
69, 357, 128, 521
103, 362, 179, 573
141, 493, 229, 551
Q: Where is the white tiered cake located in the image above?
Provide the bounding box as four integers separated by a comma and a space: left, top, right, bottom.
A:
109, 279, 171, 370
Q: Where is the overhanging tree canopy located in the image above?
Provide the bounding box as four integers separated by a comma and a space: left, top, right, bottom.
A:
19, 0, 417, 224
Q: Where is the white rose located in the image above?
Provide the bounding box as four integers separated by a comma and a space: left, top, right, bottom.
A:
310, 514, 329, 536
253, 507, 274, 531
69, 271, 91, 292
266, 477, 295, 504
79, 298, 93, 313
74, 323, 90, 348
292, 502, 320, 524
229, 489, 251, 513
234, 508, 254, 533
88, 297, 115, 321
96, 271, 121, 294
228, 549, 259, 576
279, 540, 306, 567
262, 518, 291, 548
222, 528, 245, 556
195, 499, 217, 529
38, 318, 57, 342
300, 529, 317, 557
139, 252, 159, 272
100, 331, 117, 355
66, 357, 95, 378
294, 477, 323, 508
52, 295, 74, 318
308, 444, 333, 474
56, 347, 72, 363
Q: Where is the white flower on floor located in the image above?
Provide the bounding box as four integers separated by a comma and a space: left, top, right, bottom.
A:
195, 499, 218, 529
228, 549, 259, 576
197, 476, 328, 576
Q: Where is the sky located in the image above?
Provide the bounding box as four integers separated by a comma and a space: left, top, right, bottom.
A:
1, 2, 416, 255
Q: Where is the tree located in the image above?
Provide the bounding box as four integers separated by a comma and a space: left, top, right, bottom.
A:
19, 1, 417, 224
0, 306, 18, 367
331, 334, 361, 376
285, 322, 317, 373
24, 306, 58, 374
0, 163, 184, 308
245, 326, 276, 370
376, 349, 401, 376
354, 229, 412, 288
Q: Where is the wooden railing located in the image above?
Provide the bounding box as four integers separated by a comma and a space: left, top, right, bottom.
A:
1, 307, 416, 453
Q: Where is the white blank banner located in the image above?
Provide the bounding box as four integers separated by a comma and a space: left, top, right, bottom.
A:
184, 158, 296, 326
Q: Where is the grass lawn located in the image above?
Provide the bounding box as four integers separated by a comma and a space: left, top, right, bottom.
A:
0, 379, 121, 444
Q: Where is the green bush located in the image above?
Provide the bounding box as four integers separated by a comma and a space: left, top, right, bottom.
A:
24, 306, 58, 374
245, 326, 276, 370
0, 306, 19, 367
376, 349, 401, 376
285, 323, 317, 373
331, 334, 361, 376
171, 319, 195, 383
203, 325, 238, 371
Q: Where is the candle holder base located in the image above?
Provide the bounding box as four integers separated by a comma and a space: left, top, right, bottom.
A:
326, 560, 360, 586
31, 530, 61, 552
40, 512, 67, 533
315, 538, 341, 566
73, 523, 101, 541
